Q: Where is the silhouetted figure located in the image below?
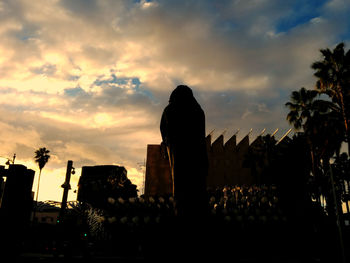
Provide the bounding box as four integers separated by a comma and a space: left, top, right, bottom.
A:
160, 85, 208, 219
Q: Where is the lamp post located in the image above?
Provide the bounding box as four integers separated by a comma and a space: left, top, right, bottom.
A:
59, 160, 74, 222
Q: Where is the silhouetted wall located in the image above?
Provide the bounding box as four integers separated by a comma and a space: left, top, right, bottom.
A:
206, 134, 253, 189
144, 133, 259, 196
144, 145, 173, 197
0, 164, 35, 225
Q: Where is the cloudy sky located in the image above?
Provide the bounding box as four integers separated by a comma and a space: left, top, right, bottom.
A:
0, 0, 349, 201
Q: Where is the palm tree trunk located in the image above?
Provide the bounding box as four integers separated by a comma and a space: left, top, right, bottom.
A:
32, 169, 42, 223
309, 145, 322, 205
35, 169, 42, 203
323, 158, 336, 217
336, 84, 350, 155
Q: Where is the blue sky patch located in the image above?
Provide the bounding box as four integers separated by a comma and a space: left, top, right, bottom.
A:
275, 0, 328, 33
64, 86, 85, 97
92, 74, 155, 101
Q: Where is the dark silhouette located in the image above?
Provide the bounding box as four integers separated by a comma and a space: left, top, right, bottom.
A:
284, 43, 350, 263
34, 147, 51, 203
160, 85, 208, 218
0, 165, 35, 257
77, 165, 138, 209
311, 42, 350, 155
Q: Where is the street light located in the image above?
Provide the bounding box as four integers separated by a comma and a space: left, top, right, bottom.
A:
59, 160, 74, 223
0, 153, 16, 165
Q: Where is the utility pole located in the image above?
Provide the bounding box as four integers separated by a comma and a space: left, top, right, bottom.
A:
59, 160, 73, 222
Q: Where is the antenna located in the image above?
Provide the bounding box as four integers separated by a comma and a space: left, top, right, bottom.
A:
276, 128, 292, 145
233, 128, 240, 136
248, 128, 253, 135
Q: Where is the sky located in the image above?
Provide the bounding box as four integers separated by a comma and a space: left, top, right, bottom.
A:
0, 0, 350, 202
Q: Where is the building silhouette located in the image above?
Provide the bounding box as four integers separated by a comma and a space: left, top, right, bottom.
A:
33, 201, 60, 224
77, 165, 137, 208
0, 164, 35, 225
144, 130, 291, 196
0, 164, 35, 252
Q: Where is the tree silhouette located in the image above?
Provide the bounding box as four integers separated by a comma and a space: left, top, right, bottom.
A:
286, 87, 323, 187
286, 86, 344, 211
311, 42, 350, 154
284, 44, 349, 262
285, 87, 319, 130
286, 87, 342, 162
34, 147, 51, 202
333, 153, 350, 214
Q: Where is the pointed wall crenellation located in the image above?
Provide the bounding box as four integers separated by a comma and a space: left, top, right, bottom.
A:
145, 129, 293, 196
211, 135, 224, 154
224, 135, 236, 152
206, 128, 293, 150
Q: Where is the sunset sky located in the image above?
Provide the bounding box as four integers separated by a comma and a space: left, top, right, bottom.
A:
0, 0, 349, 202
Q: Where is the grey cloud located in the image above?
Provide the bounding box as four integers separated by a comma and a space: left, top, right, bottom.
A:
0, 105, 149, 169
60, 0, 98, 15
80, 45, 119, 67
31, 63, 57, 76
198, 90, 290, 141
62, 75, 161, 119
104, 0, 341, 95
64, 86, 86, 97
1, 0, 343, 94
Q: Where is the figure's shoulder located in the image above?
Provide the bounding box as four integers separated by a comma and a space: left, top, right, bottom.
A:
164, 103, 171, 110
162, 104, 169, 114
196, 104, 205, 115
163, 103, 176, 114
161, 104, 174, 120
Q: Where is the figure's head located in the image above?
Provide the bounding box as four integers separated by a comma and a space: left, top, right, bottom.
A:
169, 85, 194, 104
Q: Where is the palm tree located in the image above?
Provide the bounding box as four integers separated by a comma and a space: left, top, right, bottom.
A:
311, 42, 350, 154
285, 87, 319, 130
34, 147, 51, 203
307, 110, 344, 162
286, 87, 322, 186
285, 87, 342, 206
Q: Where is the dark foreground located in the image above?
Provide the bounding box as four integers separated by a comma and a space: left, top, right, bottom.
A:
15, 254, 305, 263
9, 219, 350, 263
2, 187, 349, 263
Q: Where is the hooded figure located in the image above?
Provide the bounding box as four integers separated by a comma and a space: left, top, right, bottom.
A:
160, 85, 208, 217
